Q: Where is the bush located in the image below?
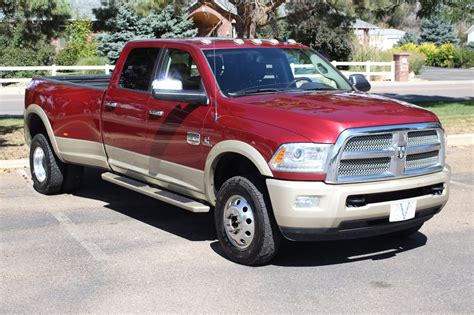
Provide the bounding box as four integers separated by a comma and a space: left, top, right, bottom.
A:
0, 41, 54, 79
437, 43, 460, 68
409, 52, 427, 74
418, 43, 439, 66
76, 56, 109, 66
459, 48, 474, 68
55, 20, 97, 66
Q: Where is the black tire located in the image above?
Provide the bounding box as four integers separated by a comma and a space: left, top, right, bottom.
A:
29, 134, 64, 195
390, 224, 423, 238
215, 176, 281, 266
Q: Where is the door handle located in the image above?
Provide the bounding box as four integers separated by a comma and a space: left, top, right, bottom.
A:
105, 102, 118, 110
149, 110, 164, 117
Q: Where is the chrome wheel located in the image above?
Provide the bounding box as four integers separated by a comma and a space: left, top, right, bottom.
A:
223, 195, 255, 249
33, 146, 47, 182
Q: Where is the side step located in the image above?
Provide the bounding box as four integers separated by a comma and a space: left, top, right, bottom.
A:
101, 172, 210, 213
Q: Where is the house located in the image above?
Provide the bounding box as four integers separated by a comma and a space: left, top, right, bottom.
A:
351, 19, 405, 50
466, 26, 474, 44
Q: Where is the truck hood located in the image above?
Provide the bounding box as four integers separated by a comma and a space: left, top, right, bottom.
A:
227, 91, 439, 143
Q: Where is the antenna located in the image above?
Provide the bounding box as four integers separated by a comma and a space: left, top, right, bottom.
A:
213, 39, 219, 122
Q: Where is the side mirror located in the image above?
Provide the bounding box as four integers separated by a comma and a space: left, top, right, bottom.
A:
348, 74, 371, 92
151, 79, 208, 105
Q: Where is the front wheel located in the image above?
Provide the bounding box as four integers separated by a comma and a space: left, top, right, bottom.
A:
215, 176, 281, 266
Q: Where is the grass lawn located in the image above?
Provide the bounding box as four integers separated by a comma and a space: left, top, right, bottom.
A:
415, 101, 474, 135
0, 101, 472, 160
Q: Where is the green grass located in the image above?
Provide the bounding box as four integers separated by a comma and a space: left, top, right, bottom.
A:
0, 117, 23, 135
414, 101, 474, 135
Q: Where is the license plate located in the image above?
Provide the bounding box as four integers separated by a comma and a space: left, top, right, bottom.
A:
389, 200, 417, 222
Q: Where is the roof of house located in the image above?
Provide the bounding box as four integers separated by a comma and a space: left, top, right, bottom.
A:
351, 19, 379, 29
466, 25, 474, 34
370, 28, 405, 36
189, 0, 237, 15
69, 0, 102, 20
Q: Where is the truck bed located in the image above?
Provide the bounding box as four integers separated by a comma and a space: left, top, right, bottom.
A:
37, 74, 111, 90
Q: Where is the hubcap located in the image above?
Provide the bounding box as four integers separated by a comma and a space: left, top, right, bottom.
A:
33, 146, 47, 182
223, 195, 255, 249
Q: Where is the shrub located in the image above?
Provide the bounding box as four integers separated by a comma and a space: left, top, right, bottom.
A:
409, 52, 427, 74
437, 43, 460, 68
418, 43, 439, 66
0, 41, 54, 79
55, 20, 97, 66
458, 48, 474, 68
76, 56, 109, 66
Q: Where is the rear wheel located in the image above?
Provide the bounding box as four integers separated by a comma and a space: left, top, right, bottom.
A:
215, 176, 281, 266
29, 134, 83, 194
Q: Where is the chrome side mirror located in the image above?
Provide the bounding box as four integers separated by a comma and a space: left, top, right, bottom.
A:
151, 79, 208, 105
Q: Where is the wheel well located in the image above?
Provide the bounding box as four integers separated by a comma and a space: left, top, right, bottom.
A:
213, 153, 264, 193
27, 113, 47, 139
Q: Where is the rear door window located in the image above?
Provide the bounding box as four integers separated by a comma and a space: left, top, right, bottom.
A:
119, 48, 161, 92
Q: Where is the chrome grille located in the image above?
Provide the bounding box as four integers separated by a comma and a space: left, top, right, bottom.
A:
406, 151, 439, 171
338, 158, 391, 178
326, 123, 445, 183
344, 134, 392, 151
407, 130, 439, 146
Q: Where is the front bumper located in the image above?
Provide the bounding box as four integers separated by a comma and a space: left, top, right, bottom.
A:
266, 167, 450, 241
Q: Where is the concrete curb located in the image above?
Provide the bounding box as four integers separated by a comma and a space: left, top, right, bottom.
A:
1, 134, 472, 170
0, 159, 29, 169
447, 134, 474, 147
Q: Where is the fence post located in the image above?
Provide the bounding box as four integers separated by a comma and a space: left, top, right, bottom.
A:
365, 61, 371, 81
105, 64, 110, 75
390, 61, 396, 82
51, 64, 57, 76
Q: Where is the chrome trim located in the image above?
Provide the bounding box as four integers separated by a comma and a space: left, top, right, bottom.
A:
326, 122, 445, 184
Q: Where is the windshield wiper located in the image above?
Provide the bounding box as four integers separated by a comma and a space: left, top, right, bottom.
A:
229, 88, 283, 96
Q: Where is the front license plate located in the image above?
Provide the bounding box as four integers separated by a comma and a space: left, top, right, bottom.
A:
389, 200, 417, 222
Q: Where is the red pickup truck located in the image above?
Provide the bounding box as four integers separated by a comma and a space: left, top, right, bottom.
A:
24, 38, 450, 265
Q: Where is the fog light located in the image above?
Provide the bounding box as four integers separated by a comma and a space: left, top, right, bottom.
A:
295, 196, 319, 208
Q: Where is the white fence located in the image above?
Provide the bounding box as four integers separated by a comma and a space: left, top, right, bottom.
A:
0, 61, 395, 86
331, 61, 395, 82
0, 65, 115, 86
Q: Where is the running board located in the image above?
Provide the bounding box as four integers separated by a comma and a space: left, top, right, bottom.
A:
101, 172, 210, 213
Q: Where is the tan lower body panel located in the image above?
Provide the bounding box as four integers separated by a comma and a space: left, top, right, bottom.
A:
56, 137, 109, 169
105, 145, 207, 201
266, 168, 450, 229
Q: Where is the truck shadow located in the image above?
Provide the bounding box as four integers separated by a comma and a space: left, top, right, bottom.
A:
74, 168, 427, 267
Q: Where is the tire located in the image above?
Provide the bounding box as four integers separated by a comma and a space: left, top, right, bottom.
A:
390, 224, 423, 238
29, 134, 84, 194
215, 176, 281, 266
29, 134, 64, 194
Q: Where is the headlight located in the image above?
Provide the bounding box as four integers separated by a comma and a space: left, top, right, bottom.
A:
269, 143, 332, 173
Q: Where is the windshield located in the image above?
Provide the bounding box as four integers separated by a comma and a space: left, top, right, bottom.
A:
204, 48, 352, 97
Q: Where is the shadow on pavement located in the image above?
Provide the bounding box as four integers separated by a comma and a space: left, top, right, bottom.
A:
72, 168, 216, 242
75, 168, 427, 267
375, 93, 474, 103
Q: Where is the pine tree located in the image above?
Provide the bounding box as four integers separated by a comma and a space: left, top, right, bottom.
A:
418, 18, 459, 45
397, 32, 418, 46
97, 5, 196, 63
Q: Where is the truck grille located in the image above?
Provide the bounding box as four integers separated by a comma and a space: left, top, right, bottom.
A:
327, 123, 445, 183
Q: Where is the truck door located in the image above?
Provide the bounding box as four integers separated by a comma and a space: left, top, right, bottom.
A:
145, 48, 211, 193
102, 47, 161, 174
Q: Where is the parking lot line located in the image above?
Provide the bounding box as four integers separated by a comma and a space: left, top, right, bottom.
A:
53, 212, 108, 261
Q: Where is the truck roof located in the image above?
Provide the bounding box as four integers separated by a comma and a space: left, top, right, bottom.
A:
127, 38, 307, 50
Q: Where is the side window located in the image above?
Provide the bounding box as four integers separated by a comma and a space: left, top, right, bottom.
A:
159, 49, 203, 91
119, 48, 160, 91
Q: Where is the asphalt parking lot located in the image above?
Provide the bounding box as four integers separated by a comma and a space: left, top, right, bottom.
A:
1, 147, 473, 313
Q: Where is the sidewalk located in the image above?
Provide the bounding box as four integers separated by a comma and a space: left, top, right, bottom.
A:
1, 134, 472, 169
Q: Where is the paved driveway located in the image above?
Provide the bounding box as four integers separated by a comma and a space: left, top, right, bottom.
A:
0, 147, 473, 313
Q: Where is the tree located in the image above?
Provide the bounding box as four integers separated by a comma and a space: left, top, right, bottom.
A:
55, 20, 98, 66
97, 5, 197, 63
419, 18, 459, 45
0, 0, 70, 47
286, 1, 353, 61
397, 31, 418, 46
